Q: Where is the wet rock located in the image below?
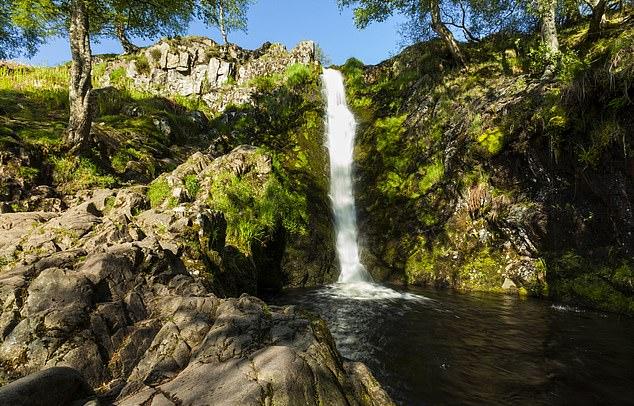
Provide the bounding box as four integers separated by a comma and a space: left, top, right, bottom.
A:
345, 361, 396, 406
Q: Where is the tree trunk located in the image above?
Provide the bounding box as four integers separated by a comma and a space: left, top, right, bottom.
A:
430, 0, 466, 67
67, 0, 93, 149
218, 2, 228, 45
116, 21, 139, 54
540, 0, 560, 55
589, 0, 608, 37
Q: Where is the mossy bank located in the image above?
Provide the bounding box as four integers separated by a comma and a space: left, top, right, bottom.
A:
342, 11, 634, 314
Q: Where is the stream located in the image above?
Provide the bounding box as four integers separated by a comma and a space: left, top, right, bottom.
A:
273, 283, 634, 405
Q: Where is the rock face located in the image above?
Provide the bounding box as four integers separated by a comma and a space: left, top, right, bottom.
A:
104, 37, 317, 111
0, 145, 389, 404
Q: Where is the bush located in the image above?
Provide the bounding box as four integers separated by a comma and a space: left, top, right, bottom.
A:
184, 174, 201, 198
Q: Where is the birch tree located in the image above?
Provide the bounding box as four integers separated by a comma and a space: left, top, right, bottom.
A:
198, 0, 253, 45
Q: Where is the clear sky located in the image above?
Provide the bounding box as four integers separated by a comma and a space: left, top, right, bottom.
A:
20, 0, 407, 67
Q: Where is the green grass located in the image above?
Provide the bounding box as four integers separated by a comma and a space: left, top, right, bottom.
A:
208, 161, 308, 254
51, 156, 117, 193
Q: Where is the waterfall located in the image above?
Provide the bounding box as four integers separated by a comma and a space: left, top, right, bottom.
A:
323, 68, 373, 284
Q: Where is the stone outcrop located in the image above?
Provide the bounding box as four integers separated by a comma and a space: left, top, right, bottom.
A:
104, 37, 317, 112
0, 146, 390, 404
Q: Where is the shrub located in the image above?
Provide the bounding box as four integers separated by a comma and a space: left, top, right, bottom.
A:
135, 54, 151, 75
149, 48, 162, 63
184, 174, 201, 198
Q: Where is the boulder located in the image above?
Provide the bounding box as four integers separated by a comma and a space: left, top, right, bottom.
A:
0, 367, 96, 406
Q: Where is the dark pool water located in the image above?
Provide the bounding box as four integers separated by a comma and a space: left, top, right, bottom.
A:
271, 282, 634, 406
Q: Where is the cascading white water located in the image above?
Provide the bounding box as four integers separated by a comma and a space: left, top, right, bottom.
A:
323, 68, 373, 284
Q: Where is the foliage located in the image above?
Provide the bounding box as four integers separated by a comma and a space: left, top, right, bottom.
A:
208, 167, 307, 253
0, 0, 41, 59
284, 63, 312, 88
10, 0, 192, 43
526, 42, 586, 80
104, 0, 193, 45
184, 174, 201, 198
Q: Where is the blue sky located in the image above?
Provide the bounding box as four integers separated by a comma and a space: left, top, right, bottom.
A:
21, 0, 406, 67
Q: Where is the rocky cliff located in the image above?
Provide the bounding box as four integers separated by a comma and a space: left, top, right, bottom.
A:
1, 38, 337, 291
344, 15, 634, 314
102, 38, 317, 111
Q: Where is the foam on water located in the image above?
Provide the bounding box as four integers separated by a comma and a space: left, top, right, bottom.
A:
320, 282, 430, 301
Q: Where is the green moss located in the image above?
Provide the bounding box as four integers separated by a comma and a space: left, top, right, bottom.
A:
476, 127, 506, 156
458, 248, 505, 291
405, 242, 437, 285
374, 115, 407, 153
208, 163, 308, 254
111, 147, 155, 176
147, 179, 171, 208
547, 252, 634, 314
16, 125, 64, 147
103, 196, 116, 214
418, 158, 444, 194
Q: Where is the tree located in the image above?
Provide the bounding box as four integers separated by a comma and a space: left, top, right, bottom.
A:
197, 0, 253, 45
585, 0, 608, 36
10, 0, 193, 149
107, 0, 195, 54
0, 0, 40, 59
538, 0, 560, 56
337, 0, 467, 67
